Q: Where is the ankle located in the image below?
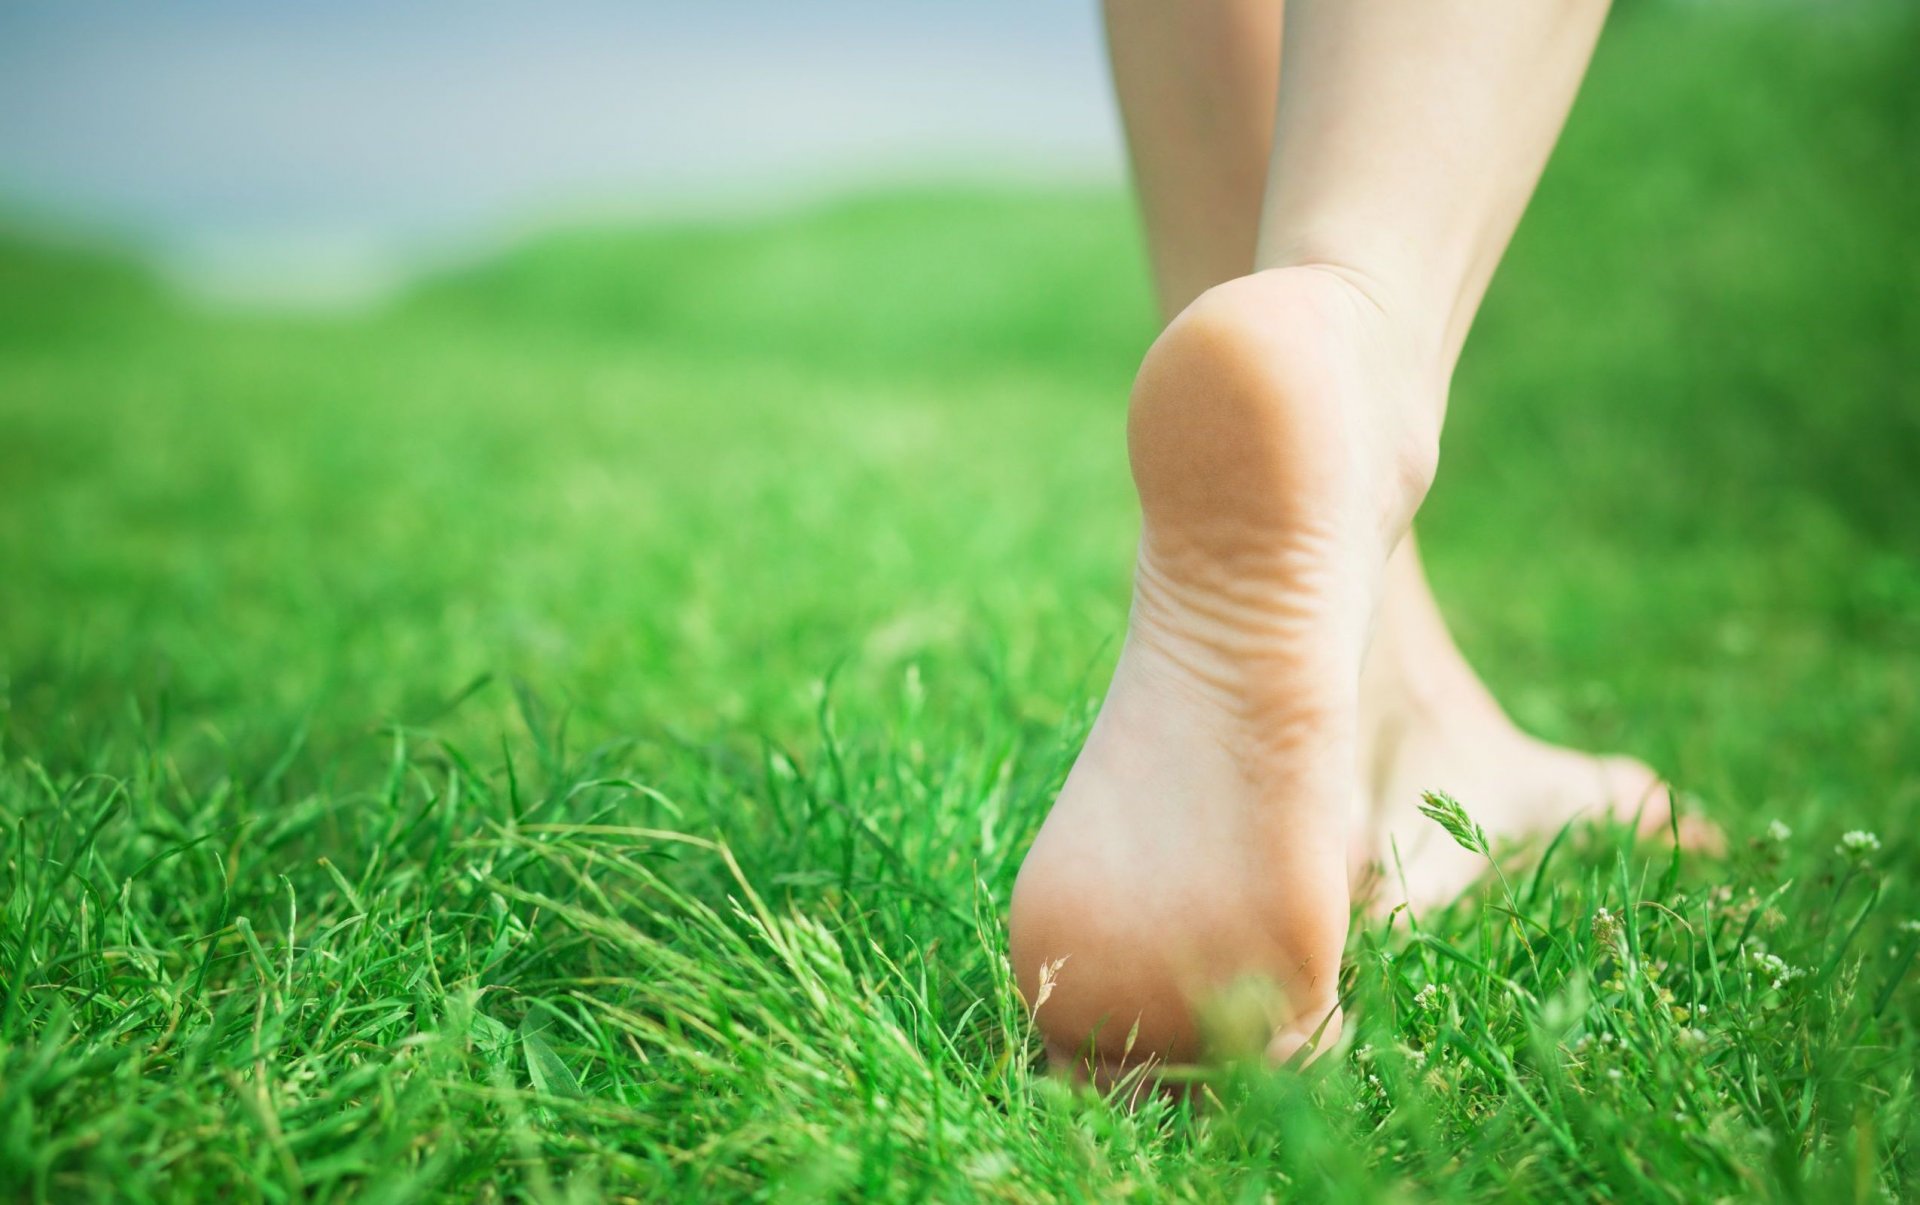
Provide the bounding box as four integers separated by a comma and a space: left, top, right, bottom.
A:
1361, 625, 1512, 748
1253, 248, 1459, 385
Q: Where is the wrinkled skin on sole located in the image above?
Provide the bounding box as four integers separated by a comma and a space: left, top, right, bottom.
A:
1009, 267, 1436, 1073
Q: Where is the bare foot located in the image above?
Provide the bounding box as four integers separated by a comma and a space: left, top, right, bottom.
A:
1359, 537, 1715, 909
1008, 266, 1438, 1075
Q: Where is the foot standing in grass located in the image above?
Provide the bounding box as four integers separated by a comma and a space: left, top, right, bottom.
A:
1008, 0, 1714, 1078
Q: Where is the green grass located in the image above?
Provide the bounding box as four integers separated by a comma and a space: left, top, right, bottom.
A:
3, 4, 1918, 1200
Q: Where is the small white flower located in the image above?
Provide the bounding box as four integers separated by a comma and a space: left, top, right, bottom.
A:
1592, 906, 1623, 947
1765, 819, 1792, 843
1897, 919, 1920, 936
964, 1152, 1014, 1182
1837, 830, 1882, 858
1412, 983, 1449, 1012
1606, 1068, 1623, 1081
1744, 946, 1806, 992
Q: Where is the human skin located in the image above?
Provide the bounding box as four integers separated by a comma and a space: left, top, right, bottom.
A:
1009, 0, 1710, 1076
1102, 0, 1702, 911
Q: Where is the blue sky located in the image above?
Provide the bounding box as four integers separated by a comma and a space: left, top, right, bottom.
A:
0, 1, 1122, 299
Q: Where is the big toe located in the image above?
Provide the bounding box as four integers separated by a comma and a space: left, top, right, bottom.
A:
1598, 754, 1666, 822
1602, 756, 1724, 854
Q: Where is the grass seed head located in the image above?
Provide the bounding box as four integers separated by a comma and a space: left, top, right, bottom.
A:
1418, 790, 1490, 857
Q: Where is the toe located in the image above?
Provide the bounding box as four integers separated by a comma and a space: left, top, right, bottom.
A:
1602, 756, 1725, 854
1674, 812, 1727, 855
1599, 754, 1667, 824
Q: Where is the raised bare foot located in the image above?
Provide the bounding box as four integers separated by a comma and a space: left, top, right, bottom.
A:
1008, 266, 1438, 1075
1359, 538, 1715, 909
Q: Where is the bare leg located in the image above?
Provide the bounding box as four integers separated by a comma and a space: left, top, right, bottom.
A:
1010, 0, 1646, 1074
1264, 5, 1722, 898
1103, 0, 1282, 319
1099, 1, 1698, 908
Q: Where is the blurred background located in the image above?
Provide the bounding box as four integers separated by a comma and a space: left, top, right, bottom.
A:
1, 0, 1915, 783
2, 5, 1918, 1197
0, 0, 1119, 305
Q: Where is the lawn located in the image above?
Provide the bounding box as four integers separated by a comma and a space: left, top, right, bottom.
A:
3, 4, 1918, 1201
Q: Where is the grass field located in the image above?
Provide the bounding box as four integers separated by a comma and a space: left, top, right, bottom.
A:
3, 4, 1918, 1201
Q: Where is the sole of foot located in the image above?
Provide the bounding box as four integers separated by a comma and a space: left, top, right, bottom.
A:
1008, 265, 1438, 1077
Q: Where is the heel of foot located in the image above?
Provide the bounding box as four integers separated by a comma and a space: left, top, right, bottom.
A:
1009, 267, 1400, 1081
1128, 268, 1438, 565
